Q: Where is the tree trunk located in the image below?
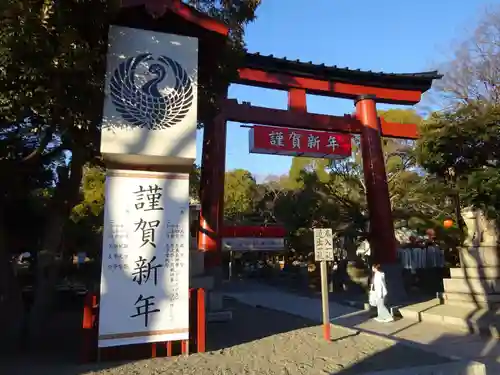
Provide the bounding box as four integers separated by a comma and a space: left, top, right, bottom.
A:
26, 146, 84, 344
0, 214, 25, 350
26, 212, 66, 343
344, 237, 370, 292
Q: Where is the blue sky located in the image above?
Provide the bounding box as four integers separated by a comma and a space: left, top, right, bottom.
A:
195, 0, 499, 180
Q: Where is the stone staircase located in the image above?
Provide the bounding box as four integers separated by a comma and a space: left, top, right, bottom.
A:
442, 267, 500, 308
398, 246, 500, 337
189, 249, 233, 322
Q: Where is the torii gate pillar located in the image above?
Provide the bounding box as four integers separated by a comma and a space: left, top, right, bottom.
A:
356, 95, 405, 301
198, 114, 226, 271
356, 95, 397, 265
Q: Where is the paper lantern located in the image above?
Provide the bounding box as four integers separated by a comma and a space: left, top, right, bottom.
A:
443, 219, 454, 228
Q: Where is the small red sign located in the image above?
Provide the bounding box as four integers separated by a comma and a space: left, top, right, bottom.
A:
249, 126, 352, 159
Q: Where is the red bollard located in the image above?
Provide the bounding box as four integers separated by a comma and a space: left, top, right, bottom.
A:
82, 293, 96, 362
196, 288, 206, 353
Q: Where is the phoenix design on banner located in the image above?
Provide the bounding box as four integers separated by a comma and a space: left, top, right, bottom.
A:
110, 53, 194, 130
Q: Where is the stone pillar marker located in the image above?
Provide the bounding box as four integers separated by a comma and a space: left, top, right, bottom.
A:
443, 208, 500, 311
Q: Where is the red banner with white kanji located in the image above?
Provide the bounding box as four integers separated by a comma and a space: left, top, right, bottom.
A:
249, 125, 352, 159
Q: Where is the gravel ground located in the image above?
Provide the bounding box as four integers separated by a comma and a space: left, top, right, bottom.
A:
0, 299, 451, 375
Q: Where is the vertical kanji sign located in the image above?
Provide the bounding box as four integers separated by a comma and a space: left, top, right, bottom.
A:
313, 228, 334, 341
314, 228, 334, 261
98, 170, 190, 348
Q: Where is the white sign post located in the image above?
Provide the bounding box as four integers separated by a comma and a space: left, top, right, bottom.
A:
313, 228, 334, 341
98, 170, 190, 348
97, 21, 199, 357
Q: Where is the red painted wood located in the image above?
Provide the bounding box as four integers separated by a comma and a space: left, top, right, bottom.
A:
223, 99, 418, 139
216, 115, 228, 256
198, 115, 226, 257
379, 117, 419, 139
288, 88, 307, 112
181, 340, 189, 354
82, 293, 95, 363
82, 294, 94, 329
356, 96, 397, 264
82, 288, 207, 362
198, 112, 226, 270
323, 321, 331, 342
120, 0, 229, 36
222, 226, 286, 238
170, 0, 229, 35
237, 68, 423, 105
197, 289, 206, 353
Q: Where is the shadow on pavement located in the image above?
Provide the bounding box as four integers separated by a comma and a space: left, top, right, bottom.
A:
332, 342, 453, 374
206, 297, 316, 351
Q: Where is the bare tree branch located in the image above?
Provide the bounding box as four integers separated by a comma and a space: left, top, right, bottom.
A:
431, 6, 500, 109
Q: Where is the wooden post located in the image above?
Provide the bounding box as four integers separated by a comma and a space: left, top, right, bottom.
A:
320, 260, 331, 341
197, 288, 206, 353
82, 293, 96, 363
198, 119, 217, 254
181, 340, 190, 355
198, 113, 227, 269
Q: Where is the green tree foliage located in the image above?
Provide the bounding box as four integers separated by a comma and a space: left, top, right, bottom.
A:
69, 162, 202, 228
224, 169, 257, 220
417, 103, 500, 222
189, 164, 201, 202
415, 7, 500, 242
0, 0, 260, 344
72, 165, 106, 221
286, 157, 331, 189
262, 109, 455, 257
418, 104, 500, 177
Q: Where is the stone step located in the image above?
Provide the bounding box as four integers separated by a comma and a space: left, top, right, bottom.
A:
442, 292, 500, 308
190, 250, 205, 276
190, 275, 214, 290
449, 267, 500, 279
361, 361, 486, 375
207, 311, 233, 322
459, 246, 500, 268
398, 299, 500, 338
443, 278, 500, 295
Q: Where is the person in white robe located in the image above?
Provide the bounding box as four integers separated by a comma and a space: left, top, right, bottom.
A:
371, 264, 394, 323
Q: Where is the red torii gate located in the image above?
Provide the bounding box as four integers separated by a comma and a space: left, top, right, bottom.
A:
199, 54, 441, 270
118, 0, 442, 270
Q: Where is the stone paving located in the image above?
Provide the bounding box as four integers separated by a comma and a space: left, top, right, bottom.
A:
0, 299, 454, 375
222, 279, 499, 373
0, 279, 493, 374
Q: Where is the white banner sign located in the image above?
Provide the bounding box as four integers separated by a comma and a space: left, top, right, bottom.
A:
100, 26, 198, 166
222, 237, 285, 252
314, 228, 334, 261
98, 170, 190, 348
